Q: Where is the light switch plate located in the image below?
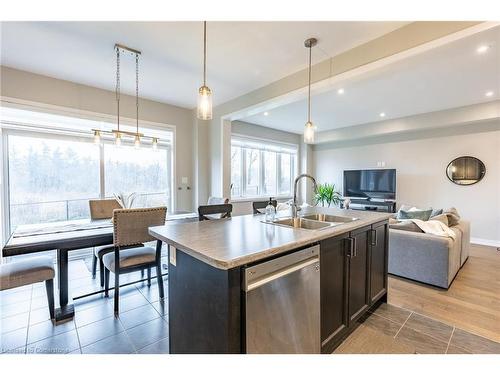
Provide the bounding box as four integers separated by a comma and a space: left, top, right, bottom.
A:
181, 177, 188, 184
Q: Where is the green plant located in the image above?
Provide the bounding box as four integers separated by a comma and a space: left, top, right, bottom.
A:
314, 183, 342, 207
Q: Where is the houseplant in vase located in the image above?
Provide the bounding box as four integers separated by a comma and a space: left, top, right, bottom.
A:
314, 183, 342, 207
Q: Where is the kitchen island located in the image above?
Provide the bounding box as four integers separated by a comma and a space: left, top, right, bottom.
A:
149, 207, 392, 354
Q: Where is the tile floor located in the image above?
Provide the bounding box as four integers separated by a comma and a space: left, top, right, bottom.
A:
1, 258, 169, 354
2, 258, 500, 354
334, 303, 500, 354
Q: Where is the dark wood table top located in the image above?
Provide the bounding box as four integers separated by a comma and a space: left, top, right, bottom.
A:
3, 212, 198, 257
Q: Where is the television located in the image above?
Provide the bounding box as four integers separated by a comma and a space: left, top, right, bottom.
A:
343, 169, 396, 200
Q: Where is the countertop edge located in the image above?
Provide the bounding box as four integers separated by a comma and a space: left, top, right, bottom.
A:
149, 213, 391, 270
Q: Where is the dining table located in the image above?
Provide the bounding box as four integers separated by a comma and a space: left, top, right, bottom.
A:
2, 211, 198, 322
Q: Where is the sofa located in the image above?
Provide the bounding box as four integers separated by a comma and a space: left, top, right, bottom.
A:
388, 209, 470, 289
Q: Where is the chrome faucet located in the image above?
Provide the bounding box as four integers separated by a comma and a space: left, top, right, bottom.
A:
291, 174, 318, 218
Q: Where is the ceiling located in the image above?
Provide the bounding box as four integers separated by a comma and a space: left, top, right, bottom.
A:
0, 21, 407, 109
242, 26, 500, 134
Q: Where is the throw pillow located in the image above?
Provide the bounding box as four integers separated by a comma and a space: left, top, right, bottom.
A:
431, 208, 443, 217
430, 213, 449, 226
398, 209, 433, 221
443, 207, 461, 226
389, 221, 424, 233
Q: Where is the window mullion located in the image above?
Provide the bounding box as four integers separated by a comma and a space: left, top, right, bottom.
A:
242, 147, 247, 197
99, 143, 105, 199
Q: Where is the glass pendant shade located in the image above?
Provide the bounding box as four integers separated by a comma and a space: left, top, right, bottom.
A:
134, 135, 141, 149
115, 132, 122, 147
93, 130, 101, 144
304, 121, 315, 144
197, 85, 213, 120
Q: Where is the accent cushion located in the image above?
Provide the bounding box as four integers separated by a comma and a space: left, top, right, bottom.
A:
431, 208, 443, 217
389, 220, 424, 233
444, 207, 461, 226
0, 256, 55, 291
430, 213, 449, 226
102, 246, 156, 273
397, 209, 433, 221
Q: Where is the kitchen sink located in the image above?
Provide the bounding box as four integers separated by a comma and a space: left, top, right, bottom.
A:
270, 217, 335, 230
300, 214, 358, 223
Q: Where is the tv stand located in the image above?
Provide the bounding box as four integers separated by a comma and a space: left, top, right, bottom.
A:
341, 199, 396, 213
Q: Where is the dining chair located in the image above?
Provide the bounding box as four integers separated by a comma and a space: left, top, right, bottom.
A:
89, 198, 146, 286
252, 199, 277, 214
103, 207, 167, 315
207, 196, 229, 205
0, 256, 55, 320
198, 204, 233, 221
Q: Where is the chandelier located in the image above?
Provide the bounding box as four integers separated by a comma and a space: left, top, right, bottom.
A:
92, 44, 159, 149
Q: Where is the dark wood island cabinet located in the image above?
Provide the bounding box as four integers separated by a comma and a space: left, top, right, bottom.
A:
320, 222, 388, 353
149, 209, 391, 354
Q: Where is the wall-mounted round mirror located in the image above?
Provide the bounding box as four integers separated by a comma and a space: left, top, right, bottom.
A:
446, 156, 486, 186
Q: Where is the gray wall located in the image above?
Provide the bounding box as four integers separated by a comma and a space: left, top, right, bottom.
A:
0, 66, 195, 211
313, 127, 500, 244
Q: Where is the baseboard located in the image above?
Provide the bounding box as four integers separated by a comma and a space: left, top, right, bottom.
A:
471, 237, 500, 248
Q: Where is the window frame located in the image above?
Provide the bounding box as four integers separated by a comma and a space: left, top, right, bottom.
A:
230, 136, 298, 201
1, 109, 175, 237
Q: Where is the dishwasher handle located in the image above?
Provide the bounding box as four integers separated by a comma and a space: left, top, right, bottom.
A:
245, 256, 319, 292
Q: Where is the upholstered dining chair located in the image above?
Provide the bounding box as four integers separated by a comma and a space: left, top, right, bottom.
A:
0, 256, 55, 320
207, 196, 230, 205
198, 204, 233, 221
89, 198, 148, 286
252, 199, 277, 214
103, 207, 167, 315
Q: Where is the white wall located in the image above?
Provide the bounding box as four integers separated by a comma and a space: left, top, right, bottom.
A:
0, 66, 195, 211
313, 128, 500, 243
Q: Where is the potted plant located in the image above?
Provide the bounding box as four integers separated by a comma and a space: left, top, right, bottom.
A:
314, 183, 342, 207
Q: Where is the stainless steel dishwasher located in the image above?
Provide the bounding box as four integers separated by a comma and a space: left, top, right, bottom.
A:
244, 245, 320, 354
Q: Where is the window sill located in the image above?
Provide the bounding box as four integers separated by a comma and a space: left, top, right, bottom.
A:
230, 196, 292, 203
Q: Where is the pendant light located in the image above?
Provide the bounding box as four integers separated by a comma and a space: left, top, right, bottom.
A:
92, 44, 159, 149
303, 38, 317, 144
197, 21, 213, 120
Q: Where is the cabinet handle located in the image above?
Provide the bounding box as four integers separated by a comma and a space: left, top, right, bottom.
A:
352, 237, 357, 257
345, 238, 353, 258
371, 229, 378, 246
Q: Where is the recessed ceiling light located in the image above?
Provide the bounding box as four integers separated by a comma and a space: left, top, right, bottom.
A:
263, 112, 269, 116
485, 91, 494, 97
379, 112, 386, 118
337, 88, 345, 95
476, 45, 490, 54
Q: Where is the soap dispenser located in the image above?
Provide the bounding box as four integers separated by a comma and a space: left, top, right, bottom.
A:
265, 198, 276, 222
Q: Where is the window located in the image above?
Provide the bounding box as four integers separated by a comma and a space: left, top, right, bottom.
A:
104, 144, 171, 208
230, 136, 298, 199
2, 107, 174, 234
8, 135, 100, 229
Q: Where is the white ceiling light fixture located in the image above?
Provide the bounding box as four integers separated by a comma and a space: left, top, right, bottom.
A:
379, 112, 386, 118
476, 44, 490, 54
92, 44, 159, 149
197, 21, 213, 120
303, 37, 318, 144
337, 88, 345, 95
485, 91, 494, 97
264, 112, 269, 116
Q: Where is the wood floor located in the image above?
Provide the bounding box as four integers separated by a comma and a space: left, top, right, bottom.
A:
388, 244, 500, 343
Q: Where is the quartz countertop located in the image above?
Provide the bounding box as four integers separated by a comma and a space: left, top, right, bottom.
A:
149, 207, 392, 270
